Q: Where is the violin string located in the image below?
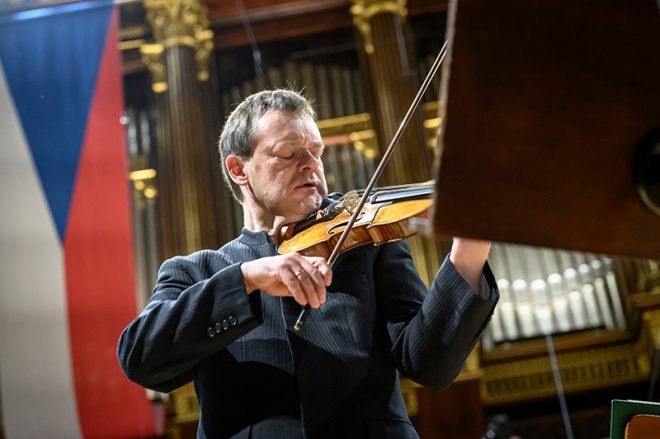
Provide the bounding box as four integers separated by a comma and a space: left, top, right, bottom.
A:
293, 40, 449, 331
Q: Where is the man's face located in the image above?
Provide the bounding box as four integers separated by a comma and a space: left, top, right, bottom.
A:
242, 110, 328, 222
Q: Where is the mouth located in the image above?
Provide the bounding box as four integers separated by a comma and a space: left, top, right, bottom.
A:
296, 180, 318, 190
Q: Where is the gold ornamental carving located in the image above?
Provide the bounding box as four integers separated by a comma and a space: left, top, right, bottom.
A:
642, 309, 660, 350
316, 102, 438, 157
141, 43, 168, 93
141, 0, 214, 91
350, 0, 408, 55
480, 343, 650, 405
638, 262, 660, 295
144, 0, 210, 49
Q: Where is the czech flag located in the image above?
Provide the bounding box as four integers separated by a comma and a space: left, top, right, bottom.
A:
0, 1, 155, 437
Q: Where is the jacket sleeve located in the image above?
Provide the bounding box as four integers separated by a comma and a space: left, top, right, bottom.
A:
375, 241, 498, 390
117, 254, 261, 392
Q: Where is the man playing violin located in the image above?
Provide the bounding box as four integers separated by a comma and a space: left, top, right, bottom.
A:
118, 89, 498, 439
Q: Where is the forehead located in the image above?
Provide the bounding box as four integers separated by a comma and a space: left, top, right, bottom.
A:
254, 110, 319, 140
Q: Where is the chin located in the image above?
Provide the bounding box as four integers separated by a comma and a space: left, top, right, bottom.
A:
309, 194, 324, 210
291, 196, 322, 220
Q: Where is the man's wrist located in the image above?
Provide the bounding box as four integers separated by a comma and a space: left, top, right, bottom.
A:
449, 238, 491, 293
240, 262, 256, 294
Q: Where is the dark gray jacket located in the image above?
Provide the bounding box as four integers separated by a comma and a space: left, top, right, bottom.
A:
118, 227, 498, 439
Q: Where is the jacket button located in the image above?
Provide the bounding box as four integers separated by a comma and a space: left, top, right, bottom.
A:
214, 322, 222, 334
221, 320, 230, 331
228, 315, 238, 326
207, 327, 215, 338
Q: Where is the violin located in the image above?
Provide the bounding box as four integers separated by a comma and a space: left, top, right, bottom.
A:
278, 181, 434, 259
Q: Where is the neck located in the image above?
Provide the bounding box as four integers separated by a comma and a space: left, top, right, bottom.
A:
241, 199, 287, 243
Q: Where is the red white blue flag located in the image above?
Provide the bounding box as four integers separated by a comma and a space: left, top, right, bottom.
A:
0, 1, 155, 437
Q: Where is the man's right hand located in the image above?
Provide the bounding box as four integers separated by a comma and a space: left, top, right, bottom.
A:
240, 253, 332, 309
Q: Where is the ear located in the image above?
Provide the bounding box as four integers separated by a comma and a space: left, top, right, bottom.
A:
225, 155, 250, 187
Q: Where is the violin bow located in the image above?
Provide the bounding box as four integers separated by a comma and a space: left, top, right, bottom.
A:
293, 40, 450, 331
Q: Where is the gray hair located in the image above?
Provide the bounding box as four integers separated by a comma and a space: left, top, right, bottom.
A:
218, 89, 316, 202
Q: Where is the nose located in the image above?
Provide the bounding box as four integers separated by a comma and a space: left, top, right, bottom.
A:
299, 149, 320, 172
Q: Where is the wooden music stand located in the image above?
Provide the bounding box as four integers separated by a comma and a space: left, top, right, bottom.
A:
433, 0, 660, 259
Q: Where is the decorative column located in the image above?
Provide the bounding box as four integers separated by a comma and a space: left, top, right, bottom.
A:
141, 0, 220, 259
350, 0, 432, 186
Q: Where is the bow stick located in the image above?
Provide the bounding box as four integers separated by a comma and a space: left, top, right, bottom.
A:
293, 40, 450, 331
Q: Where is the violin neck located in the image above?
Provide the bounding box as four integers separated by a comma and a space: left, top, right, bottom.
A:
352, 180, 434, 197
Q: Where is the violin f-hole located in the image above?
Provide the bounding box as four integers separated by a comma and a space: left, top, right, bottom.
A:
327, 212, 366, 236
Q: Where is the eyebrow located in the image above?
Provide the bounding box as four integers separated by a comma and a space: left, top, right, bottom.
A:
274, 138, 324, 148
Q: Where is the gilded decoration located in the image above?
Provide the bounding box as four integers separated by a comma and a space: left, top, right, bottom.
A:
140, 43, 167, 93
479, 306, 660, 405
141, 0, 214, 90
643, 309, 660, 349
129, 155, 158, 205
316, 102, 438, 157
171, 382, 199, 424
350, 0, 408, 55
638, 262, 660, 295
481, 343, 650, 405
